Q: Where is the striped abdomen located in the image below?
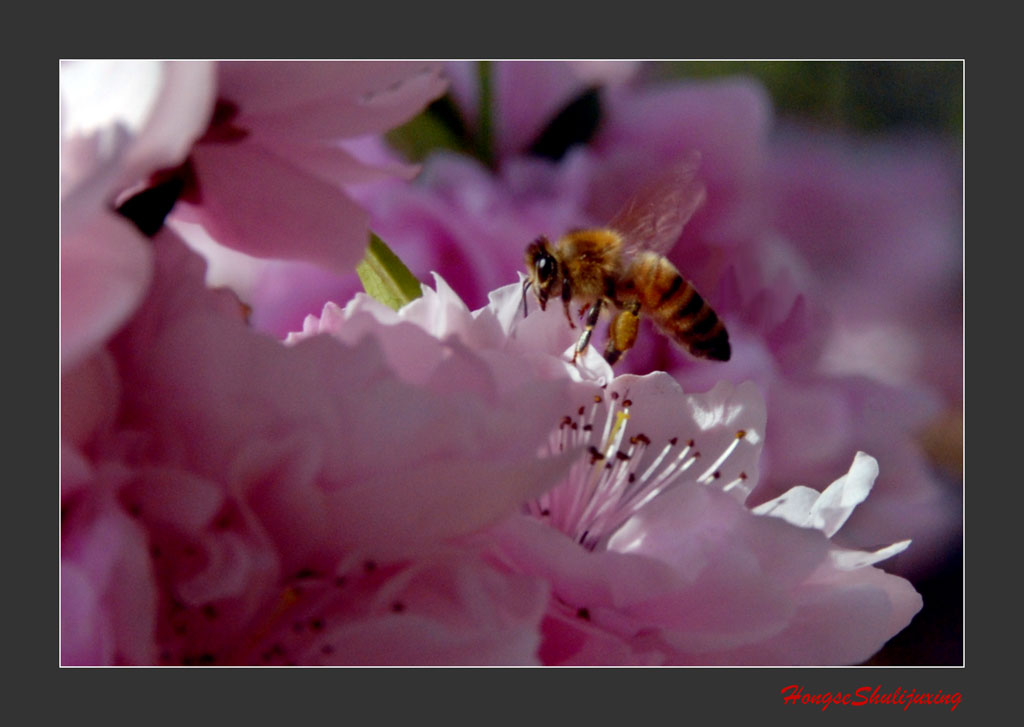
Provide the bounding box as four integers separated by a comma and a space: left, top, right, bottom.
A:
623, 253, 730, 361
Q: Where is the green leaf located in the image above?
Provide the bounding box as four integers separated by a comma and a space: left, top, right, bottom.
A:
356, 233, 423, 310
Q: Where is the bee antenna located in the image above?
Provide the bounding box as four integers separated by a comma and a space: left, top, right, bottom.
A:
521, 279, 532, 318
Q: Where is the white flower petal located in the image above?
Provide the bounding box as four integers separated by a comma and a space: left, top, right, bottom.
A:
829, 539, 912, 570
810, 451, 879, 537
751, 485, 820, 524
753, 451, 878, 538
61, 61, 164, 142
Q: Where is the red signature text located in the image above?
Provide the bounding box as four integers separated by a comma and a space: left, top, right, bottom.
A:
780, 684, 961, 711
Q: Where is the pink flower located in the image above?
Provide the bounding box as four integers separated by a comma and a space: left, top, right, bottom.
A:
61, 231, 583, 665
60, 60, 216, 371
59, 61, 945, 665
61, 215, 920, 664
320, 276, 920, 665
466, 325, 920, 664
170, 61, 447, 273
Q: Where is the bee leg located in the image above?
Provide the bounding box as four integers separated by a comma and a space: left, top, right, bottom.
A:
604, 302, 641, 366
562, 300, 576, 328
573, 300, 604, 363
562, 275, 575, 328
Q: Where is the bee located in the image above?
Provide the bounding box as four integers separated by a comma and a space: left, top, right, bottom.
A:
522, 152, 730, 366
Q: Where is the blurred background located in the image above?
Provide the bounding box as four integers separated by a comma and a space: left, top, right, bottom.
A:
681, 62, 962, 666
663, 61, 961, 134
687, 62, 962, 666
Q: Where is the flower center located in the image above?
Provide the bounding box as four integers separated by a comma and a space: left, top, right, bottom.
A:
529, 387, 749, 551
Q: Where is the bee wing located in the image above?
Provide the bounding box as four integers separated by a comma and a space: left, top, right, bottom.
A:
607, 151, 707, 258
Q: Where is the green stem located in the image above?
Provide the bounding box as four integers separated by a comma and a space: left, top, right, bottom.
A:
476, 60, 495, 169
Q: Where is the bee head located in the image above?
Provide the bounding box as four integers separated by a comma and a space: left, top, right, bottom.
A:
524, 236, 560, 313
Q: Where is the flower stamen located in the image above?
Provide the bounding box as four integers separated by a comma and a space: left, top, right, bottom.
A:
534, 389, 753, 551
696, 430, 746, 485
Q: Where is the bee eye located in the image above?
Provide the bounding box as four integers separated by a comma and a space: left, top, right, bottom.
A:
536, 255, 555, 282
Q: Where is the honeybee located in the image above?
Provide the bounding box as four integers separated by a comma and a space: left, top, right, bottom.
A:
523, 153, 730, 365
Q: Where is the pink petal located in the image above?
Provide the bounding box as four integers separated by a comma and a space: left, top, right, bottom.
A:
112, 241, 579, 566
219, 61, 447, 140
117, 60, 216, 190
61, 563, 112, 665
61, 440, 94, 501
490, 516, 683, 610
238, 555, 548, 665
267, 137, 420, 188
122, 466, 282, 664
607, 485, 829, 652
538, 609, 661, 665
697, 561, 922, 665
247, 261, 362, 340
187, 142, 371, 272
60, 349, 120, 448
60, 206, 153, 371
61, 497, 159, 665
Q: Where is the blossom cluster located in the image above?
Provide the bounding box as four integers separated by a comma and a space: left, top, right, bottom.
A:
212, 62, 961, 578
60, 60, 956, 665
